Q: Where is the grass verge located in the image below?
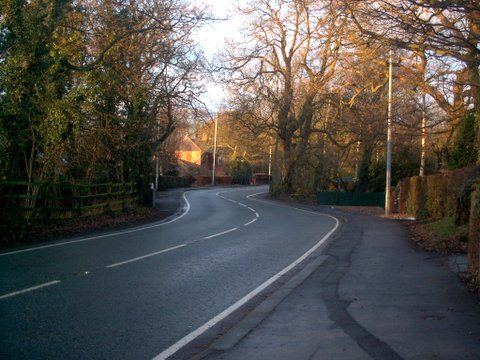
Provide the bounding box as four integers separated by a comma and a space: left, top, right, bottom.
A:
405, 216, 468, 254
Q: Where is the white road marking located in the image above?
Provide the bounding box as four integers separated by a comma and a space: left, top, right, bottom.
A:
106, 244, 187, 268
153, 212, 339, 360
246, 191, 269, 199
0, 280, 61, 300
243, 218, 257, 226
203, 228, 238, 240
247, 191, 318, 216
0, 192, 192, 257
215, 190, 260, 228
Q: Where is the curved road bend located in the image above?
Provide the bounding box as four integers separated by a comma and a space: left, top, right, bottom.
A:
0, 186, 338, 359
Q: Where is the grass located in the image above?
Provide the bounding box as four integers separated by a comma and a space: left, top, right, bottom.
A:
427, 216, 467, 239
404, 215, 467, 254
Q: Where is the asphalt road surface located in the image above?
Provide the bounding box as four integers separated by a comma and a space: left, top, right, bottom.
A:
0, 186, 338, 359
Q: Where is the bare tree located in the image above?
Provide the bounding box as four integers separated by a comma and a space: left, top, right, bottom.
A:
345, 0, 480, 162
221, 0, 346, 193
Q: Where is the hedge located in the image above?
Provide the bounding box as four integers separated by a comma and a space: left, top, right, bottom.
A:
156, 176, 194, 190
398, 166, 480, 221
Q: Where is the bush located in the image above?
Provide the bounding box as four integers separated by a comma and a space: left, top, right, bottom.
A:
449, 112, 477, 169
228, 157, 253, 185
404, 176, 427, 218
157, 176, 193, 190
360, 147, 420, 193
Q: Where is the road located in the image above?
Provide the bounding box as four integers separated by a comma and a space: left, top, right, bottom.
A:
0, 186, 338, 359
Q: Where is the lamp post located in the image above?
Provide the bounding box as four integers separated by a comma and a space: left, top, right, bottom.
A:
419, 93, 427, 176
211, 116, 218, 186
385, 50, 393, 216
268, 145, 272, 178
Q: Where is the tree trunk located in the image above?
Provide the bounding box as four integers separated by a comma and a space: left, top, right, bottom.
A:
467, 60, 480, 164
280, 138, 295, 194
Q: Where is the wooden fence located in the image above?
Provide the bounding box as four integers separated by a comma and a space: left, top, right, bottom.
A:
0, 181, 139, 227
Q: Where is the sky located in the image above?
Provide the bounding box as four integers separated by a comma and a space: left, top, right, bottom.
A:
193, 0, 244, 112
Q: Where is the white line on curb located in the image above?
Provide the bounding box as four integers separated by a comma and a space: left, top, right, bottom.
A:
106, 244, 187, 268
0, 192, 191, 257
0, 280, 61, 300
203, 228, 238, 240
153, 212, 339, 360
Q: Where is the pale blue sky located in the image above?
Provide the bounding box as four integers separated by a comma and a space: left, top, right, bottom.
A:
194, 0, 243, 111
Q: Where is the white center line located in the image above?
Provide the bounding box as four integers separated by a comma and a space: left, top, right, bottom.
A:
106, 244, 186, 268
203, 228, 238, 240
0, 280, 61, 300
243, 218, 257, 226
215, 190, 261, 229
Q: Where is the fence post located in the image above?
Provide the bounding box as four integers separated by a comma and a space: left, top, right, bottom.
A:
77, 184, 83, 216
151, 182, 156, 208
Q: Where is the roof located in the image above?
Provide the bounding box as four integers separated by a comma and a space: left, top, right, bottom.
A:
177, 135, 201, 152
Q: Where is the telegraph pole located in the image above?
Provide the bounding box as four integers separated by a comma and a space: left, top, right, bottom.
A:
211, 116, 218, 185
385, 50, 393, 216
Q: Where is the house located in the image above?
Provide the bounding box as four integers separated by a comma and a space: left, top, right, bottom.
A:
175, 135, 201, 166
200, 147, 231, 176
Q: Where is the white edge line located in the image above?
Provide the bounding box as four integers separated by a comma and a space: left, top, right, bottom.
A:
106, 244, 186, 268
153, 213, 339, 360
0, 280, 61, 300
238, 202, 247, 207
243, 218, 257, 226
203, 227, 238, 240
0, 192, 191, 257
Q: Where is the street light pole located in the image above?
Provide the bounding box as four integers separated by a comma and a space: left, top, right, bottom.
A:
385, 50, 393, 216
211, 116, 218, 186
419, 93, 427, 177
268, 145, 272, 178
